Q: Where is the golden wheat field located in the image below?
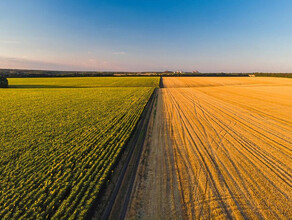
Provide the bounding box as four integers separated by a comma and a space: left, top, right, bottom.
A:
127, 77, 292, 219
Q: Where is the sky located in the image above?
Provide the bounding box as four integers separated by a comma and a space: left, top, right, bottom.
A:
0, 0, 292, 72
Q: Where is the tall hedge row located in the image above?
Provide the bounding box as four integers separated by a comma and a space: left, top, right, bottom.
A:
0, 75, 8, 88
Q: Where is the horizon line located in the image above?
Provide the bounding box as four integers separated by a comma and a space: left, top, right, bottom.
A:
1, 68, 292, 74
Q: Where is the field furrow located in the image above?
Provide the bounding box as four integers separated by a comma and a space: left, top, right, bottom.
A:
127, 77, 292, 219
0, 76, 160, 219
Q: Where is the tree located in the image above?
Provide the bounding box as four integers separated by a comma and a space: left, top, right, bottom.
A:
0, 75, 8, 88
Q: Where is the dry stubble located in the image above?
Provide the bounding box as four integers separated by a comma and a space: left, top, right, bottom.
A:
126, 77, 292, 219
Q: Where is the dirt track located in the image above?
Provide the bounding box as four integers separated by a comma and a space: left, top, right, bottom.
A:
126, 77, 292, 219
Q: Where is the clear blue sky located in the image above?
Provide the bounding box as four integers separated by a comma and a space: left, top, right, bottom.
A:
0, 0, 292, 72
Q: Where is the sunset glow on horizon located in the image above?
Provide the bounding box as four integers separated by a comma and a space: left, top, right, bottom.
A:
1, 0, 292, 72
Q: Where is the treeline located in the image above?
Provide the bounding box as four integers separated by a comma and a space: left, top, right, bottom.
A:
254, 73, 292, 78
0, 75, 8, 88
161, 73, 249, 77
0, 69, 116, 78
2, 69, 291, 78
1, 69, 251, 78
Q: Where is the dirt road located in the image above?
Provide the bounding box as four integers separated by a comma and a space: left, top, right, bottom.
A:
126, 77, 292, 219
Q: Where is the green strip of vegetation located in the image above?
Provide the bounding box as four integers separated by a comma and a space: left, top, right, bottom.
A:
254, 73, 292, 78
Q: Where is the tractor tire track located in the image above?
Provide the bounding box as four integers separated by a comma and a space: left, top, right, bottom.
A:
126, 77, 292, 219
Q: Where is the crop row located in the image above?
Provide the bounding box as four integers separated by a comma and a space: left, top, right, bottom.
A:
0, 87, 154, 219
8, 76, 160, 88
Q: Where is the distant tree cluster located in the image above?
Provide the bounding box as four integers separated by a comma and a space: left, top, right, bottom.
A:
3, 68, 291, 79
254, 73, 292, 78
0, 68, 252, 78
0, 75, 8, 88
159, 72, 249, 77
0, 69, 116, 78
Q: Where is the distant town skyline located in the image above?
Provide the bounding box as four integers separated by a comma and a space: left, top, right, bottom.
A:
1, 0, 292, 72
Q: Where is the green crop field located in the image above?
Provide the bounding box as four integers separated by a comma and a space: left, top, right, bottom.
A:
8, 77, 160, 88
0, 77, 158, 219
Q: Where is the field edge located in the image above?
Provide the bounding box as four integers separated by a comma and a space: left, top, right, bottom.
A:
91, 88, 157, 219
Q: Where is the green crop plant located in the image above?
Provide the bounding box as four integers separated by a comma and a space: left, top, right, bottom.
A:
0, 77, 158, 219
